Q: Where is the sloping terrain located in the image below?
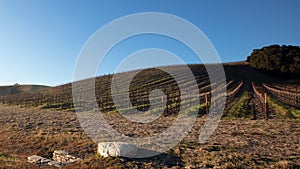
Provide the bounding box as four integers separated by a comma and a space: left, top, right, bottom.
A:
1, 62, 299, 119
0, 84, 49, 96
0, 62, 300, 168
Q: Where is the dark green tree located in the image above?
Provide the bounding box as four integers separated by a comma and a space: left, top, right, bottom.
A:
247, 44, 300, 76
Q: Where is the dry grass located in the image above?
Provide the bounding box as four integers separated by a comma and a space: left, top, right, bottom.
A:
0, 105, 300, 168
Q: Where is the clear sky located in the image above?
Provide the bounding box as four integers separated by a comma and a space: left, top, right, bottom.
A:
0, 0, 299, 86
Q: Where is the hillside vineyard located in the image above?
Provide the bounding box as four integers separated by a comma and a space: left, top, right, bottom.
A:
1, 63, 299, 120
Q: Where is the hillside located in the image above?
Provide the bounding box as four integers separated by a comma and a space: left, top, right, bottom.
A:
0, 62, 299, 119
0, 62, 300, 168
0, 84, 50, 96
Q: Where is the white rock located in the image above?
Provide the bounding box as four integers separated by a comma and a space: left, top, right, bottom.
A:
41, 158, 52, 163
65, 154, 72, 158
48, 161, 61, 167
53, 150, 68, 156
28, 151, 81, 167
69, 158, 77, 163
97, 142, 137, 157
28, 155, 44, 164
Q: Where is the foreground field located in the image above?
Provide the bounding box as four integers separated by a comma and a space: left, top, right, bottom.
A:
0, 105, 299, 168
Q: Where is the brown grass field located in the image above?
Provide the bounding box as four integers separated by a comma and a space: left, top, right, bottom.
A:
0, 63, 300, 168
0, 104, 299, 168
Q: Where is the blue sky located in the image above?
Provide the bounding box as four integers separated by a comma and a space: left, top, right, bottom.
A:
0, 0, 299, 86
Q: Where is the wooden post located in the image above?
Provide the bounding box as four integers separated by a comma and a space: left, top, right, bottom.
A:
100, 97, 104, 111
264, 93, 268, 119
205, 92, 210, 114
166, 90, 169, 115
55, 93, 58, 104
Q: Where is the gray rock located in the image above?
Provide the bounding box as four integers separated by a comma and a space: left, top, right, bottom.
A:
28, 155, 44, 164
53, 150, 82, 163
98, 142, 138, 157
28, 150, 81, 167
53, 150, 68, 156
40, 158, 52, 163
48, 161, 61, 167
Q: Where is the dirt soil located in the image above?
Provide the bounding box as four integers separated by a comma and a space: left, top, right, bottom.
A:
0, 105, 300, 168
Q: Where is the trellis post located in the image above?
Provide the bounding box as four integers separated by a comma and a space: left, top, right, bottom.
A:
264, 93, 268, 119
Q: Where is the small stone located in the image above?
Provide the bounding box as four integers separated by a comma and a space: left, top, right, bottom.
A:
41, 158, 52, 163
54, 150, 68, 156
65, 154, 72, 158
48, 161, 61, 167
60, 162, 71, 166
28, 155, 43, 164
277, 160, 289, 168
52, 150, 82, 164
69, 159, 77, 163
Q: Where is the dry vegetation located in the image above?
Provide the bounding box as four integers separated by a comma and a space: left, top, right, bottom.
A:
0, 63, 300, 168
0, 105, 299, 168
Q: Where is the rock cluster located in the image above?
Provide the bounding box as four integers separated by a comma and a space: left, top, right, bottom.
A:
28, 155, 61, 167
28, 155, 52, 164
28, 150, 81, 167
53, 150, 81, 163
98, 142, 138, 157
